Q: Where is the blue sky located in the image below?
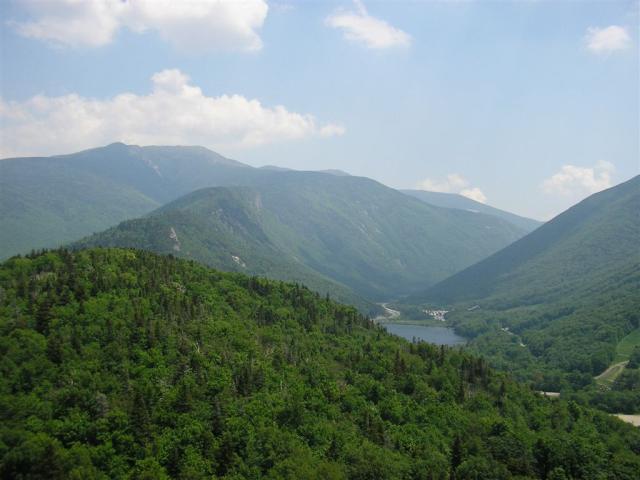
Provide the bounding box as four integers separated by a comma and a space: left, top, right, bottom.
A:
1, 0, 638, 219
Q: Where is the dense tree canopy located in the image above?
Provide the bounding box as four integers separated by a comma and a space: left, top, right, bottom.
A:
1, 249, 638, 479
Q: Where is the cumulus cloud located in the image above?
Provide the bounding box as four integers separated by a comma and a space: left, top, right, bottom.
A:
9, 0, 268, 52
325, 0, 411, 49
585, 25, 631, 54
541, 161, 615, 196
459, 187, 487, 204
417, 174, 487, 204
419, 174, 467, 193
0, 69, 345, 158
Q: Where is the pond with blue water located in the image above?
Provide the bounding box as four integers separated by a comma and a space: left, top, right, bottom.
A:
383, 324, 467, 346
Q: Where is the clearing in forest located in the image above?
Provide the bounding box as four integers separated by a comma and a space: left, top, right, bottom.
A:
614, 328, 640, 363
595, 328, 640, 387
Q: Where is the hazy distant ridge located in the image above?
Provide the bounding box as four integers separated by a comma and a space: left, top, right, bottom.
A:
401, 189, 542, 233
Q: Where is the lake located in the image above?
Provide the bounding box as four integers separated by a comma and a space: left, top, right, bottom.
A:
383, 324, 467, 346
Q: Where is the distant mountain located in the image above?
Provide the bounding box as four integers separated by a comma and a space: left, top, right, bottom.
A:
401, 189, 542, 233
74, 171, 528, 302
0, 143, 269, 258
319, 169, 351, 176
259, 165, 293, 172
408, 176, 640, 388
260, 166, 350, 176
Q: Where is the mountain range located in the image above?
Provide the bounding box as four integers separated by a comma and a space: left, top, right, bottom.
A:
72, 169, 528, 305
3, 143, 539, 311
8, 142, 637, 389
0, 143, 260, 258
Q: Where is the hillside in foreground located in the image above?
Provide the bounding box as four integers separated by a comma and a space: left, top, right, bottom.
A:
1, 248, 639, 479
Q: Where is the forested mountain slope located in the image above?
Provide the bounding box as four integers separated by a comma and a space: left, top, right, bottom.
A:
73, 172, 527, 301
1, 248, 639, 479
72, 187, 373, 312
0, 143, 266, 258
407, 176, 640, 389
402, 190, 542, 233
1, 144, 532, 266
416, 175, 639, 305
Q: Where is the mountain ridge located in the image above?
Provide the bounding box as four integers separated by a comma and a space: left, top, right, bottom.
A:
0, 143, 260, 258
415, 175, 639, 305
73, 172, 528, 304
1, 144, 541, 260
401, 189, 542, 233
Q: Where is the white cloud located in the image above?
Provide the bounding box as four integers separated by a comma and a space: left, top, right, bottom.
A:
460, 187, 487, 204
585, 25, 631, 54
0, 69, 344, 158
541, 161, 615, 196
319, 124, 347, 137
325, 0, 411, 49
417, 174, 487, 204
10, 0, 268, 52
418, 174, 468, 193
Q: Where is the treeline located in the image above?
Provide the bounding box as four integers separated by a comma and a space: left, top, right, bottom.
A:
1, 248, 639, 479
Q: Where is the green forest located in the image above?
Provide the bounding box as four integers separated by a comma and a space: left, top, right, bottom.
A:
1, 248, 639, 479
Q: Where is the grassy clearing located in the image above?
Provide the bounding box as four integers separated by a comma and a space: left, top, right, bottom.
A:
594, 329, 640, 387
595, 361, 629, 387
614, 328, 640, 363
